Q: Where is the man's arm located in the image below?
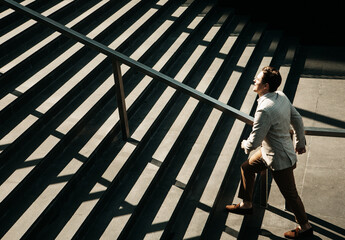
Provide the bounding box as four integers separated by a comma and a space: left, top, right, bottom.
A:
290, 104, 306, 153
241, 108, 271, 154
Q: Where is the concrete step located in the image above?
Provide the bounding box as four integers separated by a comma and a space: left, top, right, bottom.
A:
0, 0, 74, 49
0, 0, 112, 75
0, 0, 40, 30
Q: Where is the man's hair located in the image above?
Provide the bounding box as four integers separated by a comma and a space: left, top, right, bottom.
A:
261, 66, 282, 92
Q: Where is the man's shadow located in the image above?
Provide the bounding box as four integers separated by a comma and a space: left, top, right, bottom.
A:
247, 204, 342, 240
259, 228, 322, 240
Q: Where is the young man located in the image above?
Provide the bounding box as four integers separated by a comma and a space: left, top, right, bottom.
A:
226, 67, 313, 239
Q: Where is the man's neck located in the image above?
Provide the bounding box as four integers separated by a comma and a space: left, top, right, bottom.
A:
258, 91, 269, 98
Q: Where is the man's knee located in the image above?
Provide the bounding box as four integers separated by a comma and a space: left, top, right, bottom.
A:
241, 157, 266, 174
240, 159, 251, 172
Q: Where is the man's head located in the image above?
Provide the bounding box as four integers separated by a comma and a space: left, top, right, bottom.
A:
253, 66, 281, 97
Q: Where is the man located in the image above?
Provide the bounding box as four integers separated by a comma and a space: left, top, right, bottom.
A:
226, 67, 313, 239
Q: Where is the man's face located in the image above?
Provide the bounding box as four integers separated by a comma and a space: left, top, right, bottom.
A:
253, 71, 268, 96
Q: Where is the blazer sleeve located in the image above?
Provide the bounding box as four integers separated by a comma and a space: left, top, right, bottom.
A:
242, 108, 271, 154
290, 104, 306, 149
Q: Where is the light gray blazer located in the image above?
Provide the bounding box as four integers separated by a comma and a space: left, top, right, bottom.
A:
242, 91, 306, 171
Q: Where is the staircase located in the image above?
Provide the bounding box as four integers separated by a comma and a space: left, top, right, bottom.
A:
0, 0, 303, 239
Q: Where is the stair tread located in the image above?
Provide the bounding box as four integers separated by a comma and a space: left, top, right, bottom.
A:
0, 0, 35, 19
0, 0, 73, 46
0, 0, 110, 74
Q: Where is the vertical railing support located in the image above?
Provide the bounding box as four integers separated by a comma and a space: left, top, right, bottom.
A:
112, 59, 130, 140
260, 169, 268, 207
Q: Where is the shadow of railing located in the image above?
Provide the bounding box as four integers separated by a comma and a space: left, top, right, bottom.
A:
264, 205, 344, 240
298, 108, 345, 130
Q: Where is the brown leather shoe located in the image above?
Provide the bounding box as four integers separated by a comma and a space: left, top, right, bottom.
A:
284, 227, 313, 239
225, 203, 253, 215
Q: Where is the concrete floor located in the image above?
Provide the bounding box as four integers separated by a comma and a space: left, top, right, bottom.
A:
223, 45, 345, 240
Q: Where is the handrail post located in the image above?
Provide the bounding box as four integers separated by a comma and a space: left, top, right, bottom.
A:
260, 169, 268, 207
112, 59, 129, 140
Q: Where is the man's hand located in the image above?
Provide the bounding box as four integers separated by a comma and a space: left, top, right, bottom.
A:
241, 140, 246, 149
241, 140, 249, 154
295, 147, 306, 155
